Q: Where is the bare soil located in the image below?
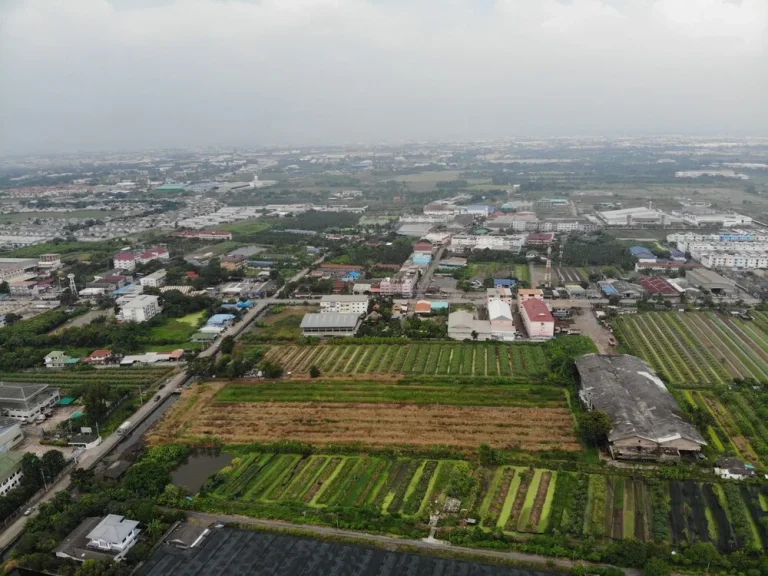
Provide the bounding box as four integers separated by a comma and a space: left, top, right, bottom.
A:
148, 383, 580, 451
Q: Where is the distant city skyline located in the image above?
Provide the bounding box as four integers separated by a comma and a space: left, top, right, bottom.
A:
1, 0, 766, 154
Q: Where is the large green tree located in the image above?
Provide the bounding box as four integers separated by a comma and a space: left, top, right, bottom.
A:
578, 410, 612, 446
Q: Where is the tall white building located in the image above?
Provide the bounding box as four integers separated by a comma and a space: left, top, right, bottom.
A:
119, 294, 161, 323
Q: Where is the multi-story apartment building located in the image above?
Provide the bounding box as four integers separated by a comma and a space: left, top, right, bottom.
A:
319, 295, 370, 315
379, 274, 417, 297
119, 294, 161, 323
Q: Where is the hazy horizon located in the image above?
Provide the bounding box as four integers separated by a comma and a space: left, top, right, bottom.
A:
1, 0, 766, 155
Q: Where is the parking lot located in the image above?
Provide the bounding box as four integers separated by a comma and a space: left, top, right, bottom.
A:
14, 404, 82, 458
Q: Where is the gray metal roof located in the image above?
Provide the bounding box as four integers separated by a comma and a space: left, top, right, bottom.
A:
320, 295, 369, 303
300, 313, 361, 329
0, 381, 50, 402
576, 354, 706, 446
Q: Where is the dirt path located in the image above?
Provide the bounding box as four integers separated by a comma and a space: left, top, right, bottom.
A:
183, 510, 641, 575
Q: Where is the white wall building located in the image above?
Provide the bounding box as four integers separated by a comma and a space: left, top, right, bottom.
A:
379, 274, 417, 297
0, 418, 24, 453
119, 294, 161, 323
0, 452, 24, 496
113, 252, 136, 271
0, 382, 61, 421
139, 269, 167, 288
450, 234, 527, 252
319, 295, 369, 315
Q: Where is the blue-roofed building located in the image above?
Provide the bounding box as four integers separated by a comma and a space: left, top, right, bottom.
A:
342, 271, 362, 282
629, 246, 654, 257
248, 260, 275, 268
430, 301, 449, 311
236, 300, 254, 309
668, 249, 687, 262
598, 281, 619, 297
206, 314, 236, 329
413, 253, 432, 266
494, 279, 516, 287
465, 205, 495, 216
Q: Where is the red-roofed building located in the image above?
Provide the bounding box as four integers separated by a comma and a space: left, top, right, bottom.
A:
414, 300, 432, 315
138, 248, 170, 264
168, 349, 185, 361
84, 349, 114, 365
413, 241, 434, 254
320, 263, 364, 278
114, 251, 136, 271
638, 276, 679, 296
525, 233, 555, 246
186, 271, 199, 280
520, 299, 555, 339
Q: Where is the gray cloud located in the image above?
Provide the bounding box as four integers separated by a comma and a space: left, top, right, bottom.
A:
0, 0, 766, 154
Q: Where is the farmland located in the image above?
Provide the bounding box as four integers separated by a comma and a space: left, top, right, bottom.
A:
149, 380, 580, 452
0, 366, 176, 390
613, 311, 768, 387
260, 342, 551, 378
189, 453, 768, 551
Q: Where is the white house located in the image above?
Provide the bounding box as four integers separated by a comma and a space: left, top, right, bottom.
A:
714, 457, 756, 480
44, 351, 69, 369
55, 514, 141, 562
119, 294, 161, 323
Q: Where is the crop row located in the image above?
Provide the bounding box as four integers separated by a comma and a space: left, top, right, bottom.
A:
263, 343, 553, 377
206, 455, 768, 549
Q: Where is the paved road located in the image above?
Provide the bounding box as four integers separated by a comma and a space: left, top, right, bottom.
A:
0, 369, 187, 551
416, 246, 446, 299
185, 511, 640, 576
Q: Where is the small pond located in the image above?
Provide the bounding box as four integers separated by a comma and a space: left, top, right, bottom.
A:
171, 451, 232, 493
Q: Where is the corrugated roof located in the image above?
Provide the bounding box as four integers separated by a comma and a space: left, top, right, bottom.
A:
488, 299, 512, 321
576, 354, 706, 446
300, 313, 361, 329
521, 299, 554, 322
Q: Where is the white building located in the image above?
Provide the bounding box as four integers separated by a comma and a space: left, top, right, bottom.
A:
113, 251, 136, 271
55, 514, 141, 562
119, 294, 161, 323
379, 274, 417, 297
696, 251, 768, 270
0, 452, 24, 496
597, 207, 681, 226
449, 234, 526, 252
678, 212, 752, 227
0, 381, 61, 421
139, 269, 167, 288
0, 417, 24, 453
488, 300, 514, 327
486, 287, 513, 307
319, 295, 369, 315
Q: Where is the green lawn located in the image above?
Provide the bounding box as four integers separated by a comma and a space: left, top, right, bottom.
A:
149, 314, 206, 346
178, 311, 206, 326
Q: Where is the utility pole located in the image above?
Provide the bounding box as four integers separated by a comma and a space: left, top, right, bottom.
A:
40, 469, 48, 492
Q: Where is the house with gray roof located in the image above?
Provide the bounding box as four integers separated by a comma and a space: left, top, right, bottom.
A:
575, 354, 706, 461
55, 514, 140, 562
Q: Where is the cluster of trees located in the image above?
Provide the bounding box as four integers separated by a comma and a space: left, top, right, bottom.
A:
187, 346, 268, 379
330, 237, 412, 267
0, 451, 68, 523
9, 445, 188, 575
356, 315, 447, 340
560, 233, 635, 270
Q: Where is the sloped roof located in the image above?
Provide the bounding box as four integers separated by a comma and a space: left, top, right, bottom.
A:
86, 514, 139, 545
300, 313, 360, 329
488, 300, 512, 321
576, 354, 706, 446
521, 299, 553, 322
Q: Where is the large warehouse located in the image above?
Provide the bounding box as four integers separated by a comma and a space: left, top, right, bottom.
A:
300, 313, 362, 337
575, 354, 706, 461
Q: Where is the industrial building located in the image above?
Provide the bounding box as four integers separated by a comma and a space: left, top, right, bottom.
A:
520, 299, 554, 339
596, 206, 682, 226
449, 234, 526, 252
686, 268, 739, 297
300, 313, 362, 337
447, 310, 515, 341
0, 381, 61, 421
576, 354, 706, 461
319, 295, 369, 315
488, 300, 514, 326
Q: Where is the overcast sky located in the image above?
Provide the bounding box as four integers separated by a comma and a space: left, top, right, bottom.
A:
0, 0, 766, 154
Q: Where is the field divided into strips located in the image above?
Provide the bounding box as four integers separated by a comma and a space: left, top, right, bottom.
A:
0, 367, 176, 389
262, 343, 550, 378
202, 456, 768, 550
613, 312, 768, 387
678, 387, 768, 466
